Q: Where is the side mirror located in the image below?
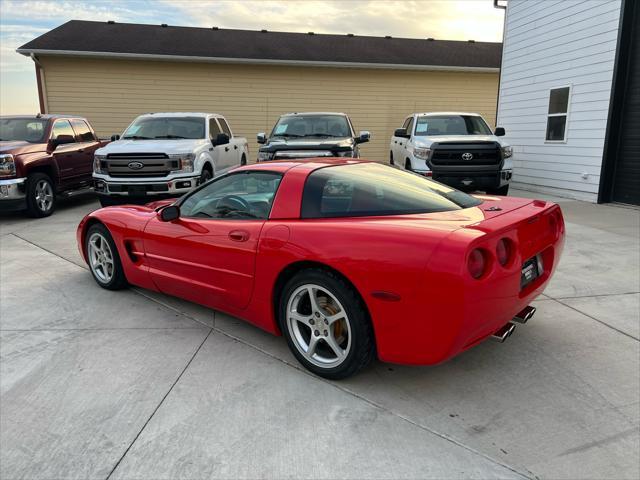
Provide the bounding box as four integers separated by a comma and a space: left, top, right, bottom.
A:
50, 134, 75, 149
111, 134, 121, 142
159, 204, 180, 222
212, 132, 230, 147
355, 130, 370, 144
394, 128, 410, 139
494, 127, 506, 137
256, 132, 267, 144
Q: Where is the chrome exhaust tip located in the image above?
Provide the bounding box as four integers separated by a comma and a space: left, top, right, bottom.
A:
491, 322, 516, 343
513, 306, 536, 324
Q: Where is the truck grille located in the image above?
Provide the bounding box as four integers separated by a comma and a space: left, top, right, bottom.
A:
104, 153, 178, 178
274, 151, 334, 159
430, 142, 502, 167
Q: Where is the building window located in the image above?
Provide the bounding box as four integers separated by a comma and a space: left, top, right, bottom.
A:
546, 86, 571, 142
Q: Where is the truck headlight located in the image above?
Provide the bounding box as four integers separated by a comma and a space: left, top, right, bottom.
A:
502, 146, 513, 159
93, 154, 106, 174
0, 154, 16, 178
258, 151, 273, 162
170, 153, 195, 173
413, 147, 431, 160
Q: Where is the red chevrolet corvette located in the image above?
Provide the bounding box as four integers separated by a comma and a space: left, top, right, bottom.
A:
77, 159, 564, 379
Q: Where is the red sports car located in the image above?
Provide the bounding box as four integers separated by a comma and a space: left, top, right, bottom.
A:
77, 159, 564, 379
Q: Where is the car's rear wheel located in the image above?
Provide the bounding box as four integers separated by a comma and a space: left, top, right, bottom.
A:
279, 269, 375, 379
389, 152, 395, 165
85, 223, 128, 290
25, 173, 55, 217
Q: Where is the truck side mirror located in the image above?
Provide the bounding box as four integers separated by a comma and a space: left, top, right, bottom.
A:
50, 134, 75, 150
355, 131, 370, 144
158, 204, 180, 222
212, 132, 230, 147
494, 127, 506, 137
256, 132, 267, 144
394, 128, 410, 138
111, 134, 121, 141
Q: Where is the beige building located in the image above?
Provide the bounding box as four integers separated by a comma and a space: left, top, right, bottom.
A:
19, 20, 501, 163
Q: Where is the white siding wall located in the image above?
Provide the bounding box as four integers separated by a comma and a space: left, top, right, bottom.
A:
497, 0, 622, 201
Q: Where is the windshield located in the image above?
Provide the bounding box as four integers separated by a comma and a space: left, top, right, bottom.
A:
122, 117, 205, 140
271, 115, 352, 138
414, 115, 492, 136
301, 163, 482, 218
0, 118, 47, 143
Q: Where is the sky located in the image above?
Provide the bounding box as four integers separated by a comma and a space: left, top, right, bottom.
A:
0, 0, 505, 114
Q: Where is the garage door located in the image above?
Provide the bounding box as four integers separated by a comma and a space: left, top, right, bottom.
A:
612, 1, 640, 205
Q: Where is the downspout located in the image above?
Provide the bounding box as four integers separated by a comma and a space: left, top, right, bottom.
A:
493, 0, 507, 127
30, 53, 47, 114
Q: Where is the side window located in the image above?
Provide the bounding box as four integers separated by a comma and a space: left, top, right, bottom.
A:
70, 119, 95, 142
209, 119, 222, 139
218, 118, 232, 137
51, 120, 75, 141
180, 172, 282, 220
546, 86, 571, 142
405, 117, 414, 136
401, 117, 412, 129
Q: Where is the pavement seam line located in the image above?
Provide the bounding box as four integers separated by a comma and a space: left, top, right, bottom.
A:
105, 328, 213, 480
10, 233, 88, 269
9, 231, 533, 478
552, 291, 640, 300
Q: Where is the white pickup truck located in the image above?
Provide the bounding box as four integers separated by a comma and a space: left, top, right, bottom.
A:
390, 112, 513, 195
93, 112, 248, 206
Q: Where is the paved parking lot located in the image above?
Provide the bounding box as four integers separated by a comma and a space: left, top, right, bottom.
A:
1, 191, 639, 479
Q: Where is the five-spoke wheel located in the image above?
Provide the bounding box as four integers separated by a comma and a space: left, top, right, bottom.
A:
85, 223, 128, 290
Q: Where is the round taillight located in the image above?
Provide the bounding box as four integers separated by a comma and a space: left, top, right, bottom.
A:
496, 238, 511, 266
468, 249, 486, 279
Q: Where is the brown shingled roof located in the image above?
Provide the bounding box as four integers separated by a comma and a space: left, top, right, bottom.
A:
18, 20, 502, 70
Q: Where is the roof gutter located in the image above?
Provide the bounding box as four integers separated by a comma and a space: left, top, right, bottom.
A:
15, 48, 500, 73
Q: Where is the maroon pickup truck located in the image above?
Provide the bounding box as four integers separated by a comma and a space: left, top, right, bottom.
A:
0, 115, 106, 217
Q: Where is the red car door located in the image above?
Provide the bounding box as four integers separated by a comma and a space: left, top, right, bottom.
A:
142, 171, 283, 311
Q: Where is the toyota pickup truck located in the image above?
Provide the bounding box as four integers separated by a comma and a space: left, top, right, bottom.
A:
93, 113, 248, 206
0, 114, 105, 217
390, 112, 513, 195
256, 112, 370, 161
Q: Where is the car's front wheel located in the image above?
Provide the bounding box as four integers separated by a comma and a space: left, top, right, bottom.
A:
85, 223, 128, 290
279, 269, 375, 379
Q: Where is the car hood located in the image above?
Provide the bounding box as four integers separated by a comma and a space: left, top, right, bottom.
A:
261, 137, 354, 152
413, 135, 509, 147
0, 141, 46, 156
96, 138, 204, 155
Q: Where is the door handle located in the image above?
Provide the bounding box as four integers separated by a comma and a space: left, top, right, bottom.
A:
234, 145, 238, 149
225, 147, 230, 152
229, 230, 249, 242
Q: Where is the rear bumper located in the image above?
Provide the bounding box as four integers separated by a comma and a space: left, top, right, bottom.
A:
0, 178, 27, 211
93, 175, 198, 197
373, 202, 564, 365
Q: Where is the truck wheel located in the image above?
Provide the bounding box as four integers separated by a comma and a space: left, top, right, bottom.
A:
199, 166, 213, 185
487, 185, 510, 196
389, 152, 395, 165
241, 154, 247, 166
25, 172, 56, 217
405, 159, 413, 172
85, 223, 128, 290
279, 268, 375, 380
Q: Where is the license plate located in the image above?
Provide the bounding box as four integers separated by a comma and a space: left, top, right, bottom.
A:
521, 256, 541, 289
127, 185, 147, 196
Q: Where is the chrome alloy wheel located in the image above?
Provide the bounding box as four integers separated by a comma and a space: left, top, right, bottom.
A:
88, 232, 115, 284
286, 284, 352, 368
34, 179, 53, 212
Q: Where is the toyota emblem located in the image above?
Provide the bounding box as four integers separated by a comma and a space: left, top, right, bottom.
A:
461, 152, 474, 161
128, 161, 144, 170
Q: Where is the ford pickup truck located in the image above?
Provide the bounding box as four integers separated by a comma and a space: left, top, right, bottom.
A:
0, 114, 104, 217
93, 113, 248, 206
256, 112, 370, 161
390, 112, 513, 195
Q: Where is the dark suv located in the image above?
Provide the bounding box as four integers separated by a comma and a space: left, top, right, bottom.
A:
0, 115, 105, 217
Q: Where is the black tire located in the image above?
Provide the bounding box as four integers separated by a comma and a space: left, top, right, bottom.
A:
84, 223, 128, 290
487, 185, 510, 196
279, 268, 375, 380
241, 154, 247, 166
25, 172, 56, 217
405, 159, 413, 172
199, 165, 213, 185
389, 152, 395, 165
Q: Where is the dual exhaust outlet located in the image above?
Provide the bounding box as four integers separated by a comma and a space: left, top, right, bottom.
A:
491, 306, 536, 343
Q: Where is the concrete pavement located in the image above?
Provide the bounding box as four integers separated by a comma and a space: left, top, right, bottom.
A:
1, 191, 638, 479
